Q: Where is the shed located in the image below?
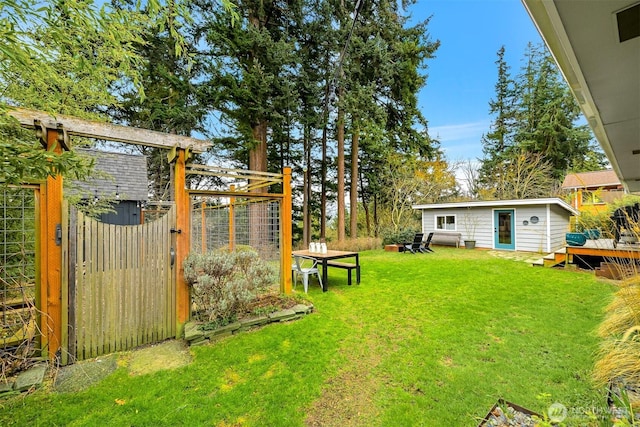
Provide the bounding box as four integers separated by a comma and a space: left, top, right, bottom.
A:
412, 198, 579, 253
73, 148, 149, 225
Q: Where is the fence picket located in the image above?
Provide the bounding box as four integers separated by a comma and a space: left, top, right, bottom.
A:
71, 206, 176, 360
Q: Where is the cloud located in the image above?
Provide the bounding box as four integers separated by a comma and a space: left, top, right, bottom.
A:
429, 120, 490, 143
429, 120, 491, 161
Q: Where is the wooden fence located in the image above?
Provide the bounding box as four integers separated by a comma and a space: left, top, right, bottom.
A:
68, 205, 176, 361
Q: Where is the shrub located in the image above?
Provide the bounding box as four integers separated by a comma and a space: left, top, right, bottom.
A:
323, 237, 383, 252
380, 226, 419, 246
594, 270, 640, 396
574, 209, 616, 236
183, 249, 277, 324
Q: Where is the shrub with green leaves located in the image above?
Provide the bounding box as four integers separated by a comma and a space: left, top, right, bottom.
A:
183, 249, 277, 324
380, 226, 420, 246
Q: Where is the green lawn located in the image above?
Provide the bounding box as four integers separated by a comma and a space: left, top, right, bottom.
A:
1, 249, 615, 426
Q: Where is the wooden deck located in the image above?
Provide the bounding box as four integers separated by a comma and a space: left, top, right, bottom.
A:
565, 239, 640, 279
567, 239, 640, 260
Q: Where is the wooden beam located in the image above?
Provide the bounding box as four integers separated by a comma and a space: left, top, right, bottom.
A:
41, 128, 64, 360
281, 167, 292, 294
188, 189, 284, 199
567, 246, 640, 259
173, 148, 190, 337
8, 107, 211, 153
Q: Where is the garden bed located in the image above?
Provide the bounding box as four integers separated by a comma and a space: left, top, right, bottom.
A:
478, 400, 541, 427
185, 301, 314, 346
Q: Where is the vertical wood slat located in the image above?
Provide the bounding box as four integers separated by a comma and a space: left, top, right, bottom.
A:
60, 201, 69, 365
90, 217, 98, 358
115, 225, 122, 352
71, 206, 176, 361
67, 206, 77, 363
97, 220, 104, 356
76, 210, 85, 360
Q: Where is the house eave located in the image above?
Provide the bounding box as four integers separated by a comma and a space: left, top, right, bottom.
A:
412, 198, 579, 216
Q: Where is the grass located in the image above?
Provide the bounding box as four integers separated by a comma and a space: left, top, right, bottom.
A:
0, 248, 615, 426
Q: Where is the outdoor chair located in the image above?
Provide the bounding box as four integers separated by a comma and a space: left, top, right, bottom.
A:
403, 233, 425, 254
420, 232, 435, 253
292, 255, 323, 293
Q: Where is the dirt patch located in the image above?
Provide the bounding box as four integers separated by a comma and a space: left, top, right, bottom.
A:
53, 340, 192, 393
304, 316, 387, 426
128, 340, 191, 376
54, 354, 119, 393
305, 367, 380, 427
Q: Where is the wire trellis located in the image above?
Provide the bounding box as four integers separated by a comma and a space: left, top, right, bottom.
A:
1, 186, 37, 349
191, 196, 281, 262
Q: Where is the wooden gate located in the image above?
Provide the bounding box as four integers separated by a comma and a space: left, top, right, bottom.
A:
67, 205, 176, 361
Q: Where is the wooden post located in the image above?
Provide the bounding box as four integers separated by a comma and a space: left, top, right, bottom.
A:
40, 128, 64, 360
229, 185, 235, 252
201, 202, 206, 253
281, 167, 292, 294
172, 148, 190, 336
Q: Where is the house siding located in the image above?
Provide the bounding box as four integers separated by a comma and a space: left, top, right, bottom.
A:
512, 206, 551, 252
419, 202, 572, 253
549, 204, 572, 251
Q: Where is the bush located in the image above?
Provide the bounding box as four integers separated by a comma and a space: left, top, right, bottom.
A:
594, 272, 640, 394
380, 226, 419, 246
574, 209, 615, 237
183, 249, 277, 324
323, 237, 383, 252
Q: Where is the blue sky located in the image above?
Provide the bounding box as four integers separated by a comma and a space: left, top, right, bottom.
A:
408, 0, 544, 161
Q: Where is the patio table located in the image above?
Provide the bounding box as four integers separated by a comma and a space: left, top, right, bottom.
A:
292, 249, 360, 292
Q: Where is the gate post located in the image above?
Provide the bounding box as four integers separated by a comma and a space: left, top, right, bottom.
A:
171, 147, 190, 336
281, 167, 292, 294
40, 128, 65, 360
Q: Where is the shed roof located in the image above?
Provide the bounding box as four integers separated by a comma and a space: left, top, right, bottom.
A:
561, 170, 621, 189
412, 198, 578, 216
73, 148, 149, 201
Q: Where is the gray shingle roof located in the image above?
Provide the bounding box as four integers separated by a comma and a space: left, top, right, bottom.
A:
73, 148, 149, 201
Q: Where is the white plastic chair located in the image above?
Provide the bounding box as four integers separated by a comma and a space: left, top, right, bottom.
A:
292, 255, 323, 293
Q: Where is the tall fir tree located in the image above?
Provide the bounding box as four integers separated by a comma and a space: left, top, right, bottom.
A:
515, 43, 605, 180
480, 42, 606, 198
479, 46, 517, 188
193, 0, 300, 173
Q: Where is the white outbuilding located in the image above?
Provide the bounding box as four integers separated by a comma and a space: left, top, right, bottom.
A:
412, 198, 578, 252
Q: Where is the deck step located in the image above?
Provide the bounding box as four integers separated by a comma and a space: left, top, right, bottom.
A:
542, 251, 568, 268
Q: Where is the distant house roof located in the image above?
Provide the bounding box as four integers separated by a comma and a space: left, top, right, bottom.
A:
73, 148, 149, 201
561, 170, 621, 190
412, 198, 578, 216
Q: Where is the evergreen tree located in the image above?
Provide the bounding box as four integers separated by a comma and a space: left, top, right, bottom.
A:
108, 0, 209, 200
193, 0, 300, 173
337, 0, 439, 239
515, 43, 604, 180
480, 42, 606, 198
479, 46, 517, 187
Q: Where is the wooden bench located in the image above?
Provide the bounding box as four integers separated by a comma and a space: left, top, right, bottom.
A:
326, 261, 360, 286
430, 231, 462, 248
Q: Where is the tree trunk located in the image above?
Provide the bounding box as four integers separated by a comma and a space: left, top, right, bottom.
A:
248, 120, 268, 254
320, 119, 328, 240
373, 193, 378, 238
249, 121, 268, 172
336, 102, 345, 243
359, 163, 370, 236
350, 127, 359, 239
303, 124, 311, 248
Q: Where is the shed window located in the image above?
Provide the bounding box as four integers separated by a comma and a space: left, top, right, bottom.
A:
436, 215, 456, 231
